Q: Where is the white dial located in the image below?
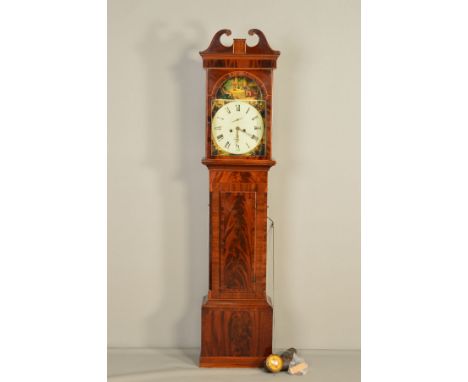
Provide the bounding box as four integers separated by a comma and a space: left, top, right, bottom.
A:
212, 101, 264, 155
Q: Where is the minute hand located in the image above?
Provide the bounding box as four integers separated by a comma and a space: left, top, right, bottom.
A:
239, 128, 259, 140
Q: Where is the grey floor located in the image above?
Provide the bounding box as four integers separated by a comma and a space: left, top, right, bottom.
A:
108, 348, 360, 382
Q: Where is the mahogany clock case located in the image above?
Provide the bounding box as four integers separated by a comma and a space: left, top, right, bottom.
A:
199, 29, 280, 368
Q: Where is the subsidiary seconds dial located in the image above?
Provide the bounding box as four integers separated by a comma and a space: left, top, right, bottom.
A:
212, 101, 264, 155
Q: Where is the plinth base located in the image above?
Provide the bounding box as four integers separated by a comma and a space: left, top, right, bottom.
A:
199, 296, 272, 368
199, 355, 266, 368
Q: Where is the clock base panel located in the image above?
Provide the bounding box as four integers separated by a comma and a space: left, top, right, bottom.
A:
199, 296, 273, 368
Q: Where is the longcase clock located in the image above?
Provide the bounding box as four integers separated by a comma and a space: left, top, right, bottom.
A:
199, 29, 280, 368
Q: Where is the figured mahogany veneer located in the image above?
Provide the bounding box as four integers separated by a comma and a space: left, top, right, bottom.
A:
200, 296, 273, 367
200, 29, 279, 368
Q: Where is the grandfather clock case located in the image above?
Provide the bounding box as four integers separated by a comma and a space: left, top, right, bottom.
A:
199, 29, 280, 368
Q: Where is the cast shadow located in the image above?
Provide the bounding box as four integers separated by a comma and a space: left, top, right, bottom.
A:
139, 22, 208, 365
267, 36, 302, 350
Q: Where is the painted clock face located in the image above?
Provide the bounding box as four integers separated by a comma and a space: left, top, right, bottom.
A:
211, 101, 264, 155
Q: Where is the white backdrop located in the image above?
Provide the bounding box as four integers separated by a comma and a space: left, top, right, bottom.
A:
108, 0, 360, 349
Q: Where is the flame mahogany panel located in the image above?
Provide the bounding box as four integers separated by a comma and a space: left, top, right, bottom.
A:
200, 297, 273, 367
219, 191, 255, 292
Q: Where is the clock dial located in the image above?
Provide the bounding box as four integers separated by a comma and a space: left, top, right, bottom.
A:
211, 101, 264, 155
